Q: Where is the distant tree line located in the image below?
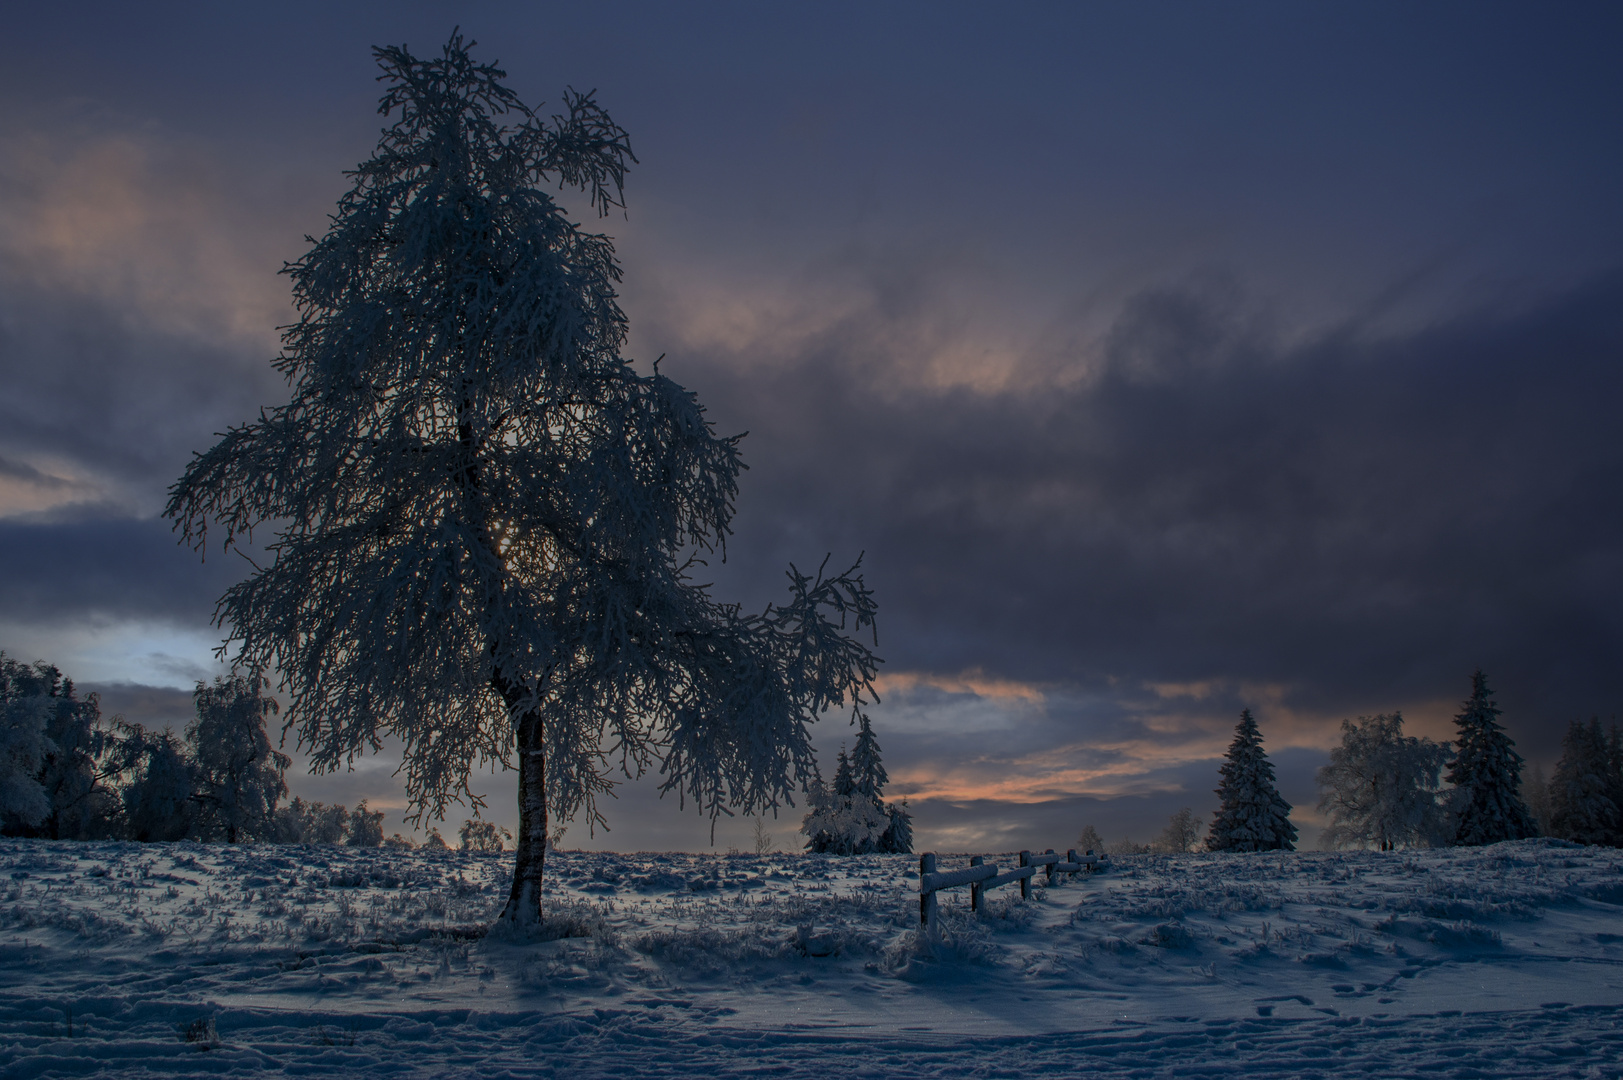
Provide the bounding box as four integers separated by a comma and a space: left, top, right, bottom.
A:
1076, 670, 1623, 855
0, 653, 501, 851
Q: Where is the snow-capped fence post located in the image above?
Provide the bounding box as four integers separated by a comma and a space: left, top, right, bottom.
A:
1018, 851, 1031, 900
920, 853, 938, 932
969, 855, 985, 912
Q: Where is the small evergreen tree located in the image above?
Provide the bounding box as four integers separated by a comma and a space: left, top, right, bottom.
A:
1207, 709, 1296, 852
800, 718, 911, 853
849, 715, 888, 803
881, 799, 913, 854
1547, 719, 1619, 846
188, 673, 289, 842
1446, 670, 1538, 845
1317, 712, 1449, 850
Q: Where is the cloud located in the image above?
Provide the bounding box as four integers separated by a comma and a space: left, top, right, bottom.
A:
0, 115, 323, 514
652, 262, 1623, 768
0, 516, 242, 626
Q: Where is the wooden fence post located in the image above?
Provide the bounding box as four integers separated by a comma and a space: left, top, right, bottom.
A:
1067, 850, 1079, 880
920, 852, 937, 933
969, 855, 984, 912
1019, 851, 1031, 900
1044, 848, 1056, 885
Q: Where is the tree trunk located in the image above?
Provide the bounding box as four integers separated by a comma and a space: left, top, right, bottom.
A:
498, 702, 548, 927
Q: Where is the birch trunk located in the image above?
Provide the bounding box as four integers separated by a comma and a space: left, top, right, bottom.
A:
499, 700, 548, 926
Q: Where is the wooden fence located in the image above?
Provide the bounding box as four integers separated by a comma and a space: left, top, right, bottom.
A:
917, 848, 1108, 930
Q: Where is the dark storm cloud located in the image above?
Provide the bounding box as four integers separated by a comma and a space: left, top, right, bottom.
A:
0, 515, 241, 625
672, 271, 1623, 763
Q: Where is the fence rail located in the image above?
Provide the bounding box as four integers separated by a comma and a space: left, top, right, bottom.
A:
918, 848, 1108, 929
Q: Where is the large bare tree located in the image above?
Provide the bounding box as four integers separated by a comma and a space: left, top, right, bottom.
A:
167, 33, 879, 926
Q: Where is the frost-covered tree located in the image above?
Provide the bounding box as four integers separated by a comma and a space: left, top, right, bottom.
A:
165, 34, 878, 926
1206, 710, 1296, 852
0, 691, 51, 831
849, 715, 888, 803
882, 799, 913, 854
121, 728, 199, 842
1445, 670, 1537, 845
1547, 719, 1620, 846
802, 746, 889, 854
1317, 712, 1449, 850
272, 797, 351, 844
459, 817, 511, 852
1156, 806, 1201, 853
1077, 823, 1104, 854
0, 654, 119, 839
801, 717, 911, 854
347, 800, 385, 847
188, 673, 289, 842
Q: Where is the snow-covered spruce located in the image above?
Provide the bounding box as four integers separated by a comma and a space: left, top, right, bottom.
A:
1446, 669, 1538, 846
163, 34, 881, 927
1205, 710, 1296, 852
802, 714, 912, 854
1547, 718, 1621, 846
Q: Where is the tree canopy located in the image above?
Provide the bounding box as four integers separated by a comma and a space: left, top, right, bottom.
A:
165, 32, 880, 924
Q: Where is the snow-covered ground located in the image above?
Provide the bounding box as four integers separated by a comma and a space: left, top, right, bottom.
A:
3, 837, 1621, 1077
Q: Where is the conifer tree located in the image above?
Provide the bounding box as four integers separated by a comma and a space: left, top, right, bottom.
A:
1547, 719, 1620, 846
165, 34, 879, 925
1446, 670, 1538, 845
1206, 709, 1296, 852
882, 799, 913, 854
849, 715, 888, 802
801, 717, 911, 853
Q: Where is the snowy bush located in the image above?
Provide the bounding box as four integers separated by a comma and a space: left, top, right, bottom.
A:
459, 818, 511, 853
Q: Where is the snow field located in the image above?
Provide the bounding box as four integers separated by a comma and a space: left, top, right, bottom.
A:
3, 837, 1622, 1077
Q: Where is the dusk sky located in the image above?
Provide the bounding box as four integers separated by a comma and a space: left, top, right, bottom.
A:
2, 3, 1620, 852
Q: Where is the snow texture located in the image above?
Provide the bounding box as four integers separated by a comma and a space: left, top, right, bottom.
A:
4, 837, 1622, 1077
